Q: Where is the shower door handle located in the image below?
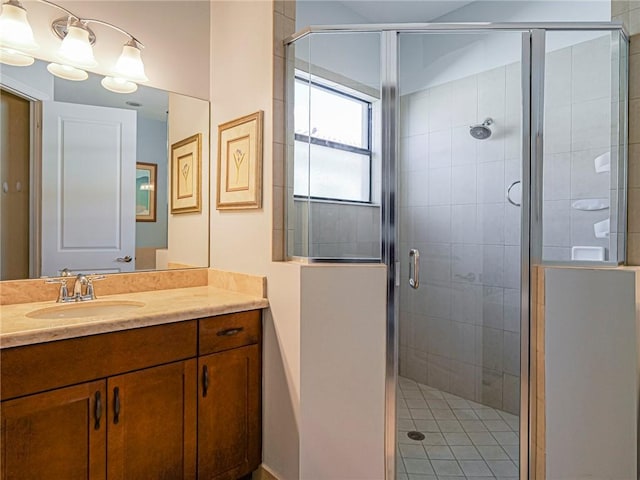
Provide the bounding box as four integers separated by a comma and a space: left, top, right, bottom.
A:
409, 249, 420, 289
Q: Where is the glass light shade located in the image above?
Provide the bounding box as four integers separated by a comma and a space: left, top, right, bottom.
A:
101, 76, 138, 94
0, 47, 33, 66
47, 62, 88, 81
0, 3, 38, 51
57, 24, 97, 69
111, 42, 148, 83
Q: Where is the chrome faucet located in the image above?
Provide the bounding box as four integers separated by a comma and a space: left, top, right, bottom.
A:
73, 274, 88, 298
46, 273, 106, 303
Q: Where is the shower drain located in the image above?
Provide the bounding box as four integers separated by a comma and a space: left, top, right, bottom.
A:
407, 431, 425, 441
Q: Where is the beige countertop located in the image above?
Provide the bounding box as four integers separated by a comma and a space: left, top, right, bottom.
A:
0, 286, 269, 349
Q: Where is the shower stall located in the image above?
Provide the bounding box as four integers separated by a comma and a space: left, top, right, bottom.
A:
285, 23, 628, 480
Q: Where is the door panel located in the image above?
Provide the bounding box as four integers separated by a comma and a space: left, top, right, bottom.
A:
41, 101, 136, 276
396, 30, 526, 476
198, 345, 261, 480
107, 360, 197, 480
1, 380, 106, 480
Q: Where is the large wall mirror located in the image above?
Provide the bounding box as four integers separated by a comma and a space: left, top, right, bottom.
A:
0, 60, 210, 280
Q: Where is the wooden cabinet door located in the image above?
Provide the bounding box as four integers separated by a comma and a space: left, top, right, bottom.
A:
1, 380, 106, 480
107, 360, 197, 480
198, 345, 261, 480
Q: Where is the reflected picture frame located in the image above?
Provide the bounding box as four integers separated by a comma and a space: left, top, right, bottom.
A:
136, 162, 157, 222
216, 111, 263, 210
171, 133, 202, 214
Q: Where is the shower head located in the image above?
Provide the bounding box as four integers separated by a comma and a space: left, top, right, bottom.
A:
469, 118, 493, 140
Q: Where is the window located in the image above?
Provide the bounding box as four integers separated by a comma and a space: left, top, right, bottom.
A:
293, 76, 372, 203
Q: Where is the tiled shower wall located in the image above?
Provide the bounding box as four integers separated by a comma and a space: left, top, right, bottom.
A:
292, 201, 380, 258
398, 62, 522, 414
398, 35, 619, 414
542, 34, 621, 262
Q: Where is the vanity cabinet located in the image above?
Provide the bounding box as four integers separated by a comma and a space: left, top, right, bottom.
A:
0, 310, 262, 480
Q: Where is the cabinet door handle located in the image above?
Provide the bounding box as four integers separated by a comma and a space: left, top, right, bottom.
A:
94, 391, 102, 430
216, 327, 244, 337
113, 387, 120, 424
202, 365, 209, 398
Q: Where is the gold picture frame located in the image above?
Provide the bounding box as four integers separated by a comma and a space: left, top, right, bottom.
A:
216, 111, 263, 210
171, 133, 202, 214
136, 162, 157, 222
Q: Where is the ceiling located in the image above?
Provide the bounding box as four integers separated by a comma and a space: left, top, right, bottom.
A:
336, 0, 476, 23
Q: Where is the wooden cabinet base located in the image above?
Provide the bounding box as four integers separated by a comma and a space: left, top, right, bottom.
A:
0, 311, 262, 480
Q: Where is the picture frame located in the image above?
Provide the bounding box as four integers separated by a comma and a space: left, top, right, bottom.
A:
216, 111, 263, 210
171, 133, 202, 214
135, 162, 157, 222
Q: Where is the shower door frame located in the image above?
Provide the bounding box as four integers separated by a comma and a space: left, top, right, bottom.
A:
283, 22, 629, 480
382, 27, 536, 480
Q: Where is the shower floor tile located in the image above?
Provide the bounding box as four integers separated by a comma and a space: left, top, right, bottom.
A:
397, 377, 519, 480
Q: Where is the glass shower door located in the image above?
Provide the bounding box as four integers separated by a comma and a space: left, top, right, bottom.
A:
396, 31, 526, 480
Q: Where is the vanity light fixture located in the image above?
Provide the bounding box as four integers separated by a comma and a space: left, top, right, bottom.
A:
0, 0, 148, 93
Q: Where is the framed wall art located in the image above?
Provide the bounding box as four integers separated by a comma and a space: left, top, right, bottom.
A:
136, 162, 157, 222
216, 111, 263, 210
171, 133, 202, 214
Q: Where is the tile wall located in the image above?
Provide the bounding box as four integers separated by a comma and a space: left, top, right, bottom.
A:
398, 62, 522, 414
398, 34, 625, 412
291, 201, 380, 258
626, 33, 640, 263
273, 0, 296, 261
542, 34, 623, 262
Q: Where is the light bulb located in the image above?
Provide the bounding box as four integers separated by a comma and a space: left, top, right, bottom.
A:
101, 76, 138, 94
57, 21, 97, 69
0, 1, 38, 51
111, 40, 148, 83
47, 63, 88, 81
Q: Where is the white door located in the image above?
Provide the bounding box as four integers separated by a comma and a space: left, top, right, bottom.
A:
41, 101, 136, 276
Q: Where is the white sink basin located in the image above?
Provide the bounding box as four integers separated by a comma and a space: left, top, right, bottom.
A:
27, 301, 145, 319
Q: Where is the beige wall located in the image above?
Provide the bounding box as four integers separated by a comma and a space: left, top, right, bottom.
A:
210, 0, 275, 274
300, 264, 386, 480
21, 1, 210, 99
167, 93, 210, 268
544, 267, 638, 479
209, 3, 387, 479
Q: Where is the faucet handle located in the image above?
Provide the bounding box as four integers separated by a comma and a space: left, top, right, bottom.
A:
45, 278, 69, 303
86, 275, 106, 300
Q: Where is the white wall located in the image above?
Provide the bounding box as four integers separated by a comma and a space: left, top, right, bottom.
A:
167, 93, 209, 268
300, 264, 386, 480
545, 267, 638, 480
210, 0, 273, 275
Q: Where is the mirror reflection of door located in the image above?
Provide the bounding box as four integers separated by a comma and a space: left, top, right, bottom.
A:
41, 101, 137, 276
0, 90, 30, 280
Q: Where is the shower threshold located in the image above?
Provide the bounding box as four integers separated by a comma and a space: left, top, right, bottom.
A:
397, 377, 519, 480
